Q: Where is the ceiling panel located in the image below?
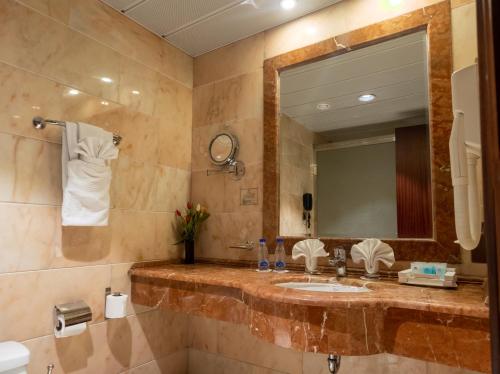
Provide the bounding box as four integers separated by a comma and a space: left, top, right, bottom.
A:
126, 0, 239, 35
280, 31, 429, 132
101, 0, 342, 56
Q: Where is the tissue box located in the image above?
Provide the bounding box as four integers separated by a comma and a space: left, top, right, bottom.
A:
398, 268, 457, 288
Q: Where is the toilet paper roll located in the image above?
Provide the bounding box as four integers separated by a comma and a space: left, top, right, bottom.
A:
105, 293, 128, 319
54, 316, 87, 338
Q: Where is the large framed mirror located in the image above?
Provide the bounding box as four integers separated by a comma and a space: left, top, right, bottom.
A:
263, 2, 459, 263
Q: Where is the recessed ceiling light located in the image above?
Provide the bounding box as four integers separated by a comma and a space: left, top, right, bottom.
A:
388, 0, 402, 6
31, 105, 40, 110
358, 94, 376, 102
280, 0, 296, 10
68, 89, 80, 96
316, 103, 331, 111
101, 100, 109, 106
100, 77, 113, 83
131, 90, 140, 95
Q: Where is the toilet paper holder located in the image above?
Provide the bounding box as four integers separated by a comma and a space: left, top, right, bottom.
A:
53, 300, 92, 331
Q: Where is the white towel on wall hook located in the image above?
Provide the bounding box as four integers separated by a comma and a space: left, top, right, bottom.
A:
62, 122, 119, 226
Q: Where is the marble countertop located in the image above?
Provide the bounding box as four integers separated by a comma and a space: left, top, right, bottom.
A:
130, 263, 491, 372
130, 263, 488, 319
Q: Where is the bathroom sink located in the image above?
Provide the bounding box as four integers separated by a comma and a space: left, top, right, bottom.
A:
275, 282, 371, 293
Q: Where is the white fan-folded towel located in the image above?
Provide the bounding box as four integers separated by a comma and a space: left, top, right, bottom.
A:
62, 122, 118, 226
292, 239, 329, 273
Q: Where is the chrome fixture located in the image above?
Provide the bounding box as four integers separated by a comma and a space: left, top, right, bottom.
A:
229, 241, 255, 250
329, 246, 347, 278
327, 354, 341, 374
32, 116, 122, 146
53, 300, 92, 332
206, 132, 245, 180
47, 364, 55, 374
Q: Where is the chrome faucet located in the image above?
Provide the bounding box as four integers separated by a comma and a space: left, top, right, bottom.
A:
329, 246, 347, 278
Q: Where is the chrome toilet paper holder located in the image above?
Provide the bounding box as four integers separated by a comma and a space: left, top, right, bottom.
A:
53, 300, 92, 331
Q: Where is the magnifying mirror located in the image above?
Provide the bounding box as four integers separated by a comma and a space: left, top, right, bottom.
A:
207, 132, 245, 180
209, 132, 238, 166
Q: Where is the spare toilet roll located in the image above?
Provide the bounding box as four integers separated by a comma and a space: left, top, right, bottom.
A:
54, 316, 87, 338
105, 293, 128, 319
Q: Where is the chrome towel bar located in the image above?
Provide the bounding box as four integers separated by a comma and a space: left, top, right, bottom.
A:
32, 116, 122, 146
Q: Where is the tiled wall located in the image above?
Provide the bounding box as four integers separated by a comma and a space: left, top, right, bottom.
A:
279, 115, 316, 237
187, 315, 481, 374
191, 0, 484, 277
0, 0, 192, 372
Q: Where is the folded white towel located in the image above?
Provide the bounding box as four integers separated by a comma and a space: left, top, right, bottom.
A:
62, 122, 119, 226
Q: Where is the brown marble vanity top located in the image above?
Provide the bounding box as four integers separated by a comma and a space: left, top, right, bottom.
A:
130, 263, 488, 319
131, 263, 491, 372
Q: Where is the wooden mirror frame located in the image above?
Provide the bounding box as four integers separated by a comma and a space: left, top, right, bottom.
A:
263, 1, 461, 263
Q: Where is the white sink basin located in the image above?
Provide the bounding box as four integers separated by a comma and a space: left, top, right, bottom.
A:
276, 282, 371, 293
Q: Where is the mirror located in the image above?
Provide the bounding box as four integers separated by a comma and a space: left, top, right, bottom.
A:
279, 31, 432, 240
209, 133, 238, 166
207, 132, 246, 180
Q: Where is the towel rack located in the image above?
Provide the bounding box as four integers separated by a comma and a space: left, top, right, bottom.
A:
32, 116, 122, 146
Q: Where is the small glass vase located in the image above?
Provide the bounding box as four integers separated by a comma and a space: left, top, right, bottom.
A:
184, 239, 195, 264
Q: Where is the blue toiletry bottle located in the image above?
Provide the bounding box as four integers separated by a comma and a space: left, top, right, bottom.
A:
257, 238, 270, 271
274, 237, 287, 272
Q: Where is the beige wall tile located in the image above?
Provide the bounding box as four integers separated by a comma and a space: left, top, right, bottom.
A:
0, 265, 108, 341
193, 70, 263, 128
217, 321, 303, 374
189, 349, 286, 374
188, 315, 219, 354
0, 133, 62, 205
160, 41, 194, 89
125, 351, 188, 374
68, 0, 163, 73
0, 1, 120, 101
17, 0, 70, 23
191, 170, 225, 214
108, 210, 162, 263
155, 75, 193, 171
152, 166, 191, 212
197, 212, 262, 260
55, 225, 111, 267
452, 2, 478, 71
0, 203, 60, 273
194, 33, 265, 87
110, 156, 157, 211
118, 59, 160, 117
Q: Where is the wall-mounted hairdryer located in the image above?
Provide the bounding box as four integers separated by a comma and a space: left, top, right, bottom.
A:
303, 193, 313, 235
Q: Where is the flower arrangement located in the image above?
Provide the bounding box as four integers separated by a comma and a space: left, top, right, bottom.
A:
175, 202, 210, 243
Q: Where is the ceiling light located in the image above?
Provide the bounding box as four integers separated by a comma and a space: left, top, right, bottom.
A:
316, 103, 331, 111
101, 100, 109, 106
68, 89, 80, 96
131, 90, 140, 95
12, 115, 20, 119
100, 77, 113, 83
280, 0, 296, 10
358, 94, 376, 102
31, 105, 40, 110
388, 0, 402, 5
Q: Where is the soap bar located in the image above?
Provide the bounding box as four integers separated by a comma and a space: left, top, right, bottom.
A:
411, 262, 447, 280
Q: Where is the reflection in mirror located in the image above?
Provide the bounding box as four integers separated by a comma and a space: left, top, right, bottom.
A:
209, 133, 236, 165
279, 31, 432, 239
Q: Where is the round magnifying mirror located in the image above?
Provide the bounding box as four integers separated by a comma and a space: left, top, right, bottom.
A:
209, 132, 238, 166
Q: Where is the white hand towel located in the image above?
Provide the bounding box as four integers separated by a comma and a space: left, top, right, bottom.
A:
62, 122, 118, 226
